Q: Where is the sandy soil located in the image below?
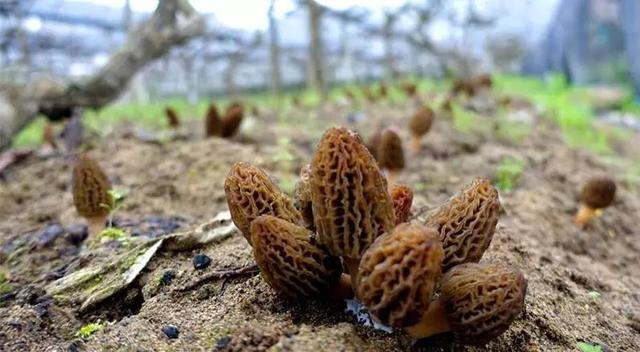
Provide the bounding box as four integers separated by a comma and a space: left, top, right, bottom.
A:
1, 96, 639, 351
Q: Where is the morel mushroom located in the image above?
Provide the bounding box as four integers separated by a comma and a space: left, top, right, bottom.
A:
389, 184, 413, 225
72, 154, 112, 238
408, 106, 434, 153
357, 223, 443, 327
251, 215, 347, 299
401, 82, 417, 98
366, 128, 383, 162
224, 162, 302, 245
425, 178, 500, 272
574, 177, 616, 226
293, 164, 314, 230
377, 128, 405, 188
309, 126, 395, 279
405, 263, 527, 345
205, 103, 221, 137
221, 103, 244, 138
165, 107, 180, 129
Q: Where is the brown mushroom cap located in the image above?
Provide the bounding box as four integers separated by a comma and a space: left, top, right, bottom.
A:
409, 106, 434, 137
426, 178, 500, 272
293, 164, 314, 230
221, 104, 244, 138
309, 126, 395, 258
224, 162, 302, 245
401, 82, 417, 97
72, 153, 112, 218
165, 107, 180, 128
205, 103, 221, 137
251, 215, 343, 298
439, 262, 527, 344
366, 128, 383, 162
389, 184, 413, 225
581, 177, 616, 209
357, 223, 443, 327
378, 128, 405, 172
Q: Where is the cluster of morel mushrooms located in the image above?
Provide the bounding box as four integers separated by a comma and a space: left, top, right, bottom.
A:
224, 126, 527, 345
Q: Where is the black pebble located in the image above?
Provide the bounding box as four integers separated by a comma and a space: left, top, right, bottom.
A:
160, 270, 175, 286
36, 224, 65, 247
65, 224, 88, 245
161, 325, 179, 339
192, 254, 211, 270
215, 336, 231, 349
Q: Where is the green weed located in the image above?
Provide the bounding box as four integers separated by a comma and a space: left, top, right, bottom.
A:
496, 157, 527, 192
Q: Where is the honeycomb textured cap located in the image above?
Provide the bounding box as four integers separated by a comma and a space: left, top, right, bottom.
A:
378, 128, 405, 171
224, 162, 302, 245
426, 178, 500, 272
581, 177, 616, 209
72, 153, 112, 218
440, 262, 527, 344
409, 106, 434, 137
293, 164, 314, 230
390, 184, 413, 225
366, 128, 383, 162
309, 126, 396, 258
250, 215, 342, 298
357, 222, 443, 327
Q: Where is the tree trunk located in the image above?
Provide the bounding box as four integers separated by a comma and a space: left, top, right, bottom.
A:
620, 0, 640, 99
306, 0, 327, 100
382, 16, 395, 82
0, 0, 204, 150
268, 0, 282, 98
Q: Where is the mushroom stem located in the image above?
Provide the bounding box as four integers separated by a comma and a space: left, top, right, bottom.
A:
574, 204, 596, 226
386, 170, 400, 190
409, 135, 421, 154
404, 299, 451, 339
326, 274, 354, 300
343, 257, 361, 290
87, 215, 107, 239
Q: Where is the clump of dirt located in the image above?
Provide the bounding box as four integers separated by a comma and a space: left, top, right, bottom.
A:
1, 93, 639, 351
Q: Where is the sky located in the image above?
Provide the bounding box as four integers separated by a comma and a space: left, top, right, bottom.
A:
68, 0, 420, 30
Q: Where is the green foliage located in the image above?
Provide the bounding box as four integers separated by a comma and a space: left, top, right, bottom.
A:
76, 322, 105, 339
587, 291, 601, 299
0, 272, 12, 295
576, 342, 603, 352
496, 157, 527, 192
97, 227, 131, 247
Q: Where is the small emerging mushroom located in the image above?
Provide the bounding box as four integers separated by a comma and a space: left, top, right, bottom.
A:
408, 106, 434, 153
574, 177, 616, 226
426, 178, 500, 272
379, 83, 388, 99
389, 184, 413, 225
293, 164, 314, 230
72, 153, 112, 239
251, 215, 350, 299
205, 103, 221, 137
377, 128, 405, 188
366, 128, 383, 161
401, 82, 417, 98
309, 126, 395, 281
405, 263, 527, 345
221, 103, 244, 138
165, 107, 180, 129
357, 222, 443, 327
224, 162, 302, 245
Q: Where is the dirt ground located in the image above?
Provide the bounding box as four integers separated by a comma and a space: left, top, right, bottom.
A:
1, 95, 639, 352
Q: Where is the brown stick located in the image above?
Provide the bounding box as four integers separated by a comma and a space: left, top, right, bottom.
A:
174, 264, 260, 292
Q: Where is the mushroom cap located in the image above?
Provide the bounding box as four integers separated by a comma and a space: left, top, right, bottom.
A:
366, 128, 383, 162
251, 215, 342, 298
72, 153, 112, 218
205, 103, 221, 137
426, 178, 500, 272
389, 184, 413, 225
409, 106, 434, 137
581, 177, 616, 209
357, 222, 443, 327
440, 262, 527, 344
309, 126, 395, 258
378, 128, 405, 171
293, 164, 314, 230
401, 82, 417, 97
224, 162, 302, 245
165, 107, 180, 128
221, 104, 244, 138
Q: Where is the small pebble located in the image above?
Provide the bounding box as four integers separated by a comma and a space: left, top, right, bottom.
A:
192, 254, 211, 270
215, 336, 231, 349
65, 224, 88, 245
161, 325, 179, 339
160, 270, 175, 286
